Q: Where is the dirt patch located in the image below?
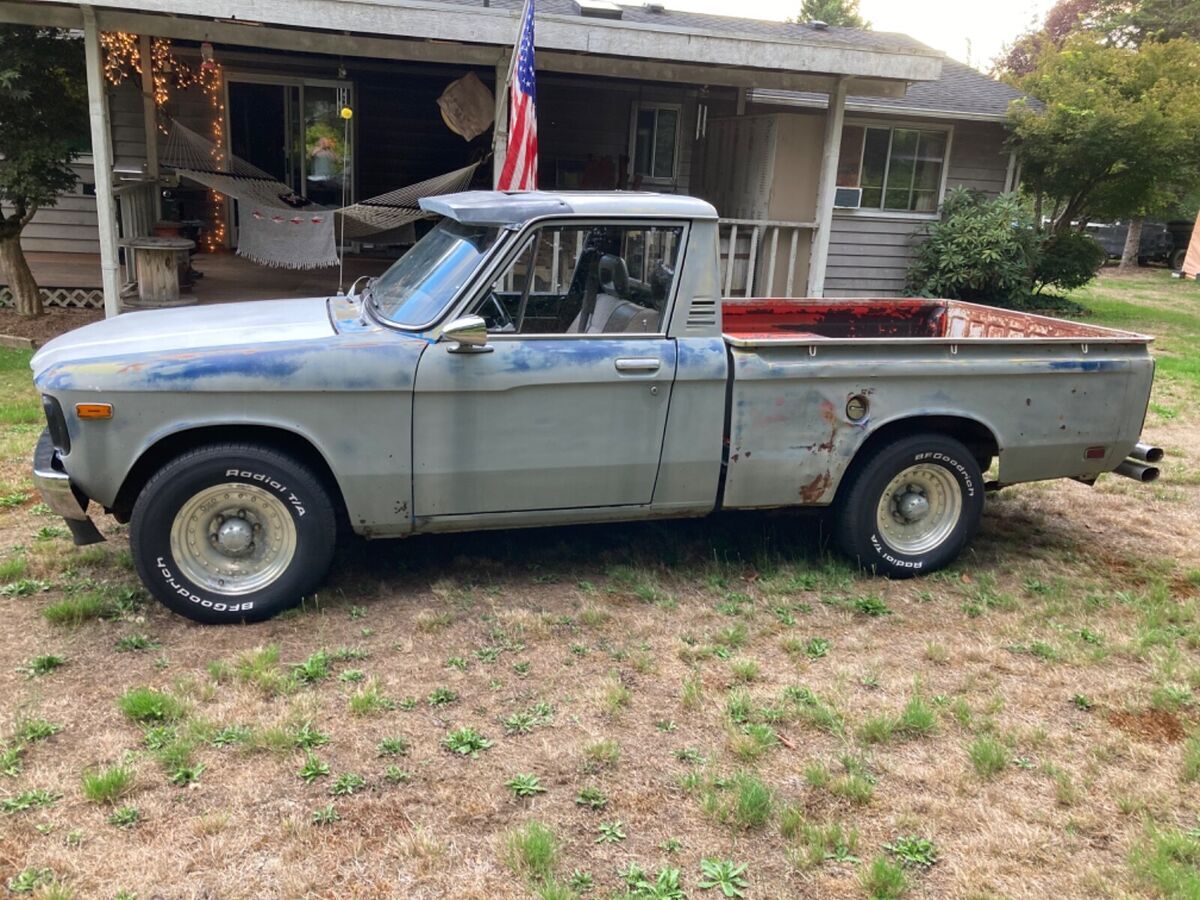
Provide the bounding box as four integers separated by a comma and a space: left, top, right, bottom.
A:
1105, 708, 1188, 743
0, 306, 103, 346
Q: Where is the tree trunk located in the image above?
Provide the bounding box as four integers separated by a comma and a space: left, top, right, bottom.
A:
0, 230, 43, 318
1119, 216, 1144, 271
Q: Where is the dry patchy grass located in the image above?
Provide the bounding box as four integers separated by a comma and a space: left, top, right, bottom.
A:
1, 276, 1199, 897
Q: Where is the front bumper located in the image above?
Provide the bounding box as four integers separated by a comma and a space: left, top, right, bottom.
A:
32, 429, 105, 546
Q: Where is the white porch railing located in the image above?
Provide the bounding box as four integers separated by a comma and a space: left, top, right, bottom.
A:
718, 218, 817, 298
114, 178, 160, 292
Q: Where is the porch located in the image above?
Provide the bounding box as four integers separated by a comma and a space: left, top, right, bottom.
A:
1, 0, 944, 316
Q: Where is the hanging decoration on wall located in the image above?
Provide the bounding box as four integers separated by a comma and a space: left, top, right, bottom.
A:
437, 72, 495, 142
100, 31, 195, 107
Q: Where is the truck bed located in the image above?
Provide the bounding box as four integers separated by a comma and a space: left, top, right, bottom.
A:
721, 298, 1150, 345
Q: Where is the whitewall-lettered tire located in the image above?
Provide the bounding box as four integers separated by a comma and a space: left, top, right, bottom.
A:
834, 433, 984, 578
130, 443, 336, 623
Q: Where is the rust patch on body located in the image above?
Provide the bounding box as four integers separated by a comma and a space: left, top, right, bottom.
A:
798, 471, 832, 503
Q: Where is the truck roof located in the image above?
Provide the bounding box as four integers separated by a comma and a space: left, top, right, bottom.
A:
419, 191, 719, 225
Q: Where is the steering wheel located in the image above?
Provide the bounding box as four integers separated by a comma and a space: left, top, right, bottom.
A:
483, 291, 514, 332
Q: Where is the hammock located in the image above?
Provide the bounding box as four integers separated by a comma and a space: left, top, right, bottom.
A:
161, 118, 480, 268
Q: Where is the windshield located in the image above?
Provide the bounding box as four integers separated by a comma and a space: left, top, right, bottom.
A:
372, 220, 501, 327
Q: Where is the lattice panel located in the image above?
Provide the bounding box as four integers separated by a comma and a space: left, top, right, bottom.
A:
0, 287, 104, 309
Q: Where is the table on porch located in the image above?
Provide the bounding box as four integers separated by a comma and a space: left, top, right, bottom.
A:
120, 236, 196, 308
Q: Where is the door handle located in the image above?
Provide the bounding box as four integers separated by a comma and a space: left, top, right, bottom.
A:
614, 358, 661, 374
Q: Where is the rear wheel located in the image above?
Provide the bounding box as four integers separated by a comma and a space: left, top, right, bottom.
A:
130, 443, 336, 623
834, 434, 984, 578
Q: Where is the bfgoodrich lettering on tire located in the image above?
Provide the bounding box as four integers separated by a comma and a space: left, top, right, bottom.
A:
130, 443, 336, 624
834, 433, 984, 578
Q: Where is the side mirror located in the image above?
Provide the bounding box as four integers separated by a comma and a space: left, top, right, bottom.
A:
441, 315, 491, 353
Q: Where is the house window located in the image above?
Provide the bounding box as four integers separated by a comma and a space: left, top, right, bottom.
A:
836, 124, 949, 213
632, 105, 680, 182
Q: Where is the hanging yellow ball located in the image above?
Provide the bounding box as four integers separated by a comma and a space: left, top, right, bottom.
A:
340, 107, 353, 120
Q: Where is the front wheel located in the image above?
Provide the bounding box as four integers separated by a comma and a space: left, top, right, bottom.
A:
130, 444, 336, 623
833, 434, 984, 578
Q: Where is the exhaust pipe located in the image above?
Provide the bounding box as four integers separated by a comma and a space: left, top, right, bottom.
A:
1130, 442, 1164, 464
1114, 459, 1160, 483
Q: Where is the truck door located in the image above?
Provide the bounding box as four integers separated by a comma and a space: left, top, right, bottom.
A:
412, 221, 686, 517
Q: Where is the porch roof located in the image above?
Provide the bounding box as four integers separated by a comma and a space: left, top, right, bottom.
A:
12, 0, 943, 96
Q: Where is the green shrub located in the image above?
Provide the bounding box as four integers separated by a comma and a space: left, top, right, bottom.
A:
906, 187, 1103, 308
1034, 230, 1106, 295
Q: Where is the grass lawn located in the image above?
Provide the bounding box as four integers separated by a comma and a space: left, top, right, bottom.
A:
0, 271, 1198, 898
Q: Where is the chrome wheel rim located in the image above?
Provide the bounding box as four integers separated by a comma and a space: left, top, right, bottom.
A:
170, 483, 297, 596
875, 464, 962, 556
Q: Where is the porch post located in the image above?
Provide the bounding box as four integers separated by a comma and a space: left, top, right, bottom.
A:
807, 76, 848, 298
492, 51, 511, 189
139, 33, 161, 218
82, 6, 122, 317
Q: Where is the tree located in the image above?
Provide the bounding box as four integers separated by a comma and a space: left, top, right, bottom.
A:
795, 0, 869, 29
995, 0, 1106, 78
1008, 36, 1200, 245
0, 26, 87, 317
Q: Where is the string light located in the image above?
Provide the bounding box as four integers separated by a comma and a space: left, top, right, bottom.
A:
198, 45, 227, 252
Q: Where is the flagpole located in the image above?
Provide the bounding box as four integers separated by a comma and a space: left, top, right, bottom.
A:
494, 0, 533, 188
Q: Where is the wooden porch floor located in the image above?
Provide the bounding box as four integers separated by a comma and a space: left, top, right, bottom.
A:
4, 252, 393, 304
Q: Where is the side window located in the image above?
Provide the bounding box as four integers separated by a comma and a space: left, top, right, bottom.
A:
471, 223, 684, 335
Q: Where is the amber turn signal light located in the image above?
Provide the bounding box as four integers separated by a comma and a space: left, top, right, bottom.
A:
75, 402, 113, 420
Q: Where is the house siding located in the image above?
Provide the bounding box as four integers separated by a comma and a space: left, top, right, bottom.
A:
824, 119, 1011, 298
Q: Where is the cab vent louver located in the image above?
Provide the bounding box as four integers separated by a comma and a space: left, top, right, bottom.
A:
687, 298, 718, 330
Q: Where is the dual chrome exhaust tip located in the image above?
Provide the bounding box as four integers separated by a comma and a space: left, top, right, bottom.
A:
1113, 442, 1163, 482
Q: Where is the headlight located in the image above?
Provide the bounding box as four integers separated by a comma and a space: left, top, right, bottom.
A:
41, 394, 70, 454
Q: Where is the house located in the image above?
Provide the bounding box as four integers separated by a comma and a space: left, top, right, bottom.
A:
0, 0, 1026, 315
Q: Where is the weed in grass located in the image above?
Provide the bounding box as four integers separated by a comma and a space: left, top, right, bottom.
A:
602, 675, 631, 715
575, 786, 608, 810
1, 577, 48, 597
2, 788, 59, 814
697, 858, 749, 897
729, 658, 760, 683
503, 702, 554, 735
1072, 694, 1095, 711
0, 556, 27, 580
211, 725, 250, 747
654, 718, 677, 733
1183, 735, 1200, 783
348, 678, 395, 716
884, 835, 938, 868
805, 636, 831, 660
788, 819, 860, 869
42, 592, 112, 625
924, 643, 949, 664
584, 738, 619, 770
330, 772, 366, 796
107, 805, 140, 828
446, 655, 470, 672
731, 723, 778, 762
21, 653, 64, 677
298, 751, 331, 783
115, 634, 156, 653
897, 692, 937, 738
725, 688, 753, 726
714, 624, 748, 651
675, 747, 704, 764
968, 735, 1010, 778
443, 727, 493, 757
725, 771, 773, 830
81, 764, 133, 804
385, 765, 414, 784
858, 715, 897, 745
169, 762, 204, 786
377, 737, 410, 757
503, 821, 559, 880
292, 650, 331, 684
118, 687, 185, 723
292, 721, 329, 750
427, 687, 458, 707
854, 595, 892, 617
505, 773, 546, 798
6, 867, 53, 894
0, 744, 22, 777
312, 803, 339, 826
1129, 823, 1200, 898
569, 869, 594, 891
513, 660, 532, 678
787, 687, 845, 736
681, 674, 703, 712
595, 820, 626, 843
142, 726, 176, 750
860, 855, 909, 899
338, 669, 366, 683
534, 878, 579, 900
631, 867, 686, 899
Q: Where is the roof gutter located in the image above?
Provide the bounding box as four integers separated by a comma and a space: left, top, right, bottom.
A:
749, 89, 1014, 123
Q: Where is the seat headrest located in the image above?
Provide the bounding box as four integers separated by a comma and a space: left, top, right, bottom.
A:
598, 254, 629, 295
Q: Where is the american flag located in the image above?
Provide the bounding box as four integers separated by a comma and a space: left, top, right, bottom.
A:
496, 0, 538, 191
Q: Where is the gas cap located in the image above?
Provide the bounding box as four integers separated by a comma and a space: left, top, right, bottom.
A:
846, 394, 869, 422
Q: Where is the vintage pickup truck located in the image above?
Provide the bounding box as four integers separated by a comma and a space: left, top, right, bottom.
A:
31, 192, 1161, 623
